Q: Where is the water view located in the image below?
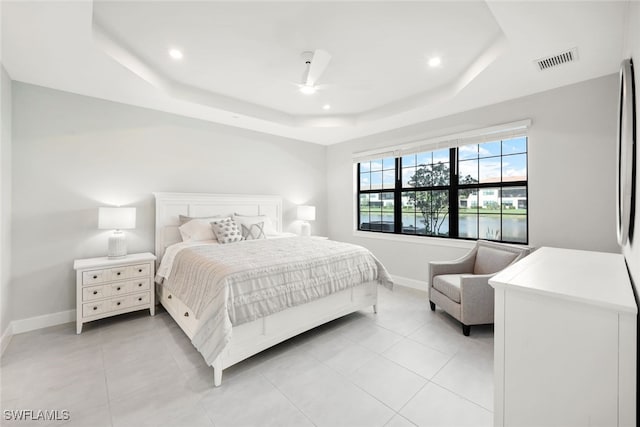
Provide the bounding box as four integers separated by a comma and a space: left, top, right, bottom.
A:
360, 212, 527, 243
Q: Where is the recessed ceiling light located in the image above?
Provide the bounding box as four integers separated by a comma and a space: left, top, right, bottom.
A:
428, 56, 441, 68
299, 85, 317, 95
169, 48, 183, 60
323, 104, 331, 110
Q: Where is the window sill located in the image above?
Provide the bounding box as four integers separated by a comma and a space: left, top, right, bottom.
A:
352, 230, 476, 249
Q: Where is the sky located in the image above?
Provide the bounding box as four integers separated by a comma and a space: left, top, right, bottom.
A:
360, 137, 527, 190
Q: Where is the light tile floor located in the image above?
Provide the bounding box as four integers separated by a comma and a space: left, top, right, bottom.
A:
0, 287, 494, 427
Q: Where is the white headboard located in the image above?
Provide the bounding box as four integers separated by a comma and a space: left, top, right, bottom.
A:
153, 192, 283, 263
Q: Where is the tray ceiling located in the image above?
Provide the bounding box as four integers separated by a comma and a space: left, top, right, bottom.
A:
1, 1, 628, 144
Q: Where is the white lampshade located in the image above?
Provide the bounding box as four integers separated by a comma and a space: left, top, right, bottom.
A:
297, 205, 316, 222
98, 207, 136, 230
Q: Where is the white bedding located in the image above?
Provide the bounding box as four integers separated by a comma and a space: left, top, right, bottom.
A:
158, 237, 392, 365
155, 232, 298, 282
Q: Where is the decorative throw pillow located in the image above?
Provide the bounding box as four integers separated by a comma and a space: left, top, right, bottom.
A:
210, 218, 244, 244
241, 222, 266, 240
233, 214, 277, 235
178, 219, 216, 242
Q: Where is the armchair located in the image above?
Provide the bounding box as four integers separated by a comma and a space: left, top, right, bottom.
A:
428, 240, 532, 336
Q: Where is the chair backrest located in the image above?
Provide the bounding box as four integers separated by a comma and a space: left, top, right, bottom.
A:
473, 241, 531, 275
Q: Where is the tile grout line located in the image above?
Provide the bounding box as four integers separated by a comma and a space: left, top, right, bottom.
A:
259, 372, 319, 427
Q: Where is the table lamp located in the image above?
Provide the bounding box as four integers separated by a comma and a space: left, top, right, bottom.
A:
297, 205, 316, 237
98, 207, 136, 258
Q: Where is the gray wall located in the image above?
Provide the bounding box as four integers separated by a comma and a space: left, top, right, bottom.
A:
1, 65, 12, 334
11, 83, 327, 321
327, 74, 619, 288
622, 1, 640, 290
5, 66, 625, 320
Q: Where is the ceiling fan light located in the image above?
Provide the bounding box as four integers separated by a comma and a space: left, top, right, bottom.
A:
428, 56, 441, 67
169, 48, 183, 60
299, 85, 317, 95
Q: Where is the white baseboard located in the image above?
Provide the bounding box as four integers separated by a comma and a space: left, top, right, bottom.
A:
0, 278, 425, 349
10, 309, 76, 335
391, 275, 428, 293
0, 323, 13, 356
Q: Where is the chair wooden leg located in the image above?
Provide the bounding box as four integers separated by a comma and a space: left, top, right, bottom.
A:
462, 324, 470, 336
429, 301, 436, 311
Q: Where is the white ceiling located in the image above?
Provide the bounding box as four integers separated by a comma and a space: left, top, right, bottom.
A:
1, 1, 629, 145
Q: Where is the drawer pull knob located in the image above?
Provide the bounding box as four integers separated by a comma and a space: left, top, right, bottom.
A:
138, 283, 142, 287
168, 295, 172, 299
92, 275, 97, 279
184, 312, 189, 317
93, 306, 98, 311
138, 269, 143, 273
138, 297, 142, 301
117, 272, 121, 276
93, 291, 98, 295
117, 287, 121, 291
117, 302, 121, 306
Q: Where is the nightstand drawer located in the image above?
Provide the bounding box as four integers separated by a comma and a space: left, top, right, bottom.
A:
109, 266, 130, 281
110, 297, 128, 311
129, 292, 150, 307
130, 278, 150, 292
130, 264, 151, 278
110, 281, 130, 296
82, 284, 111, 301
82, 269, 107, 285
83, 301, 106, 317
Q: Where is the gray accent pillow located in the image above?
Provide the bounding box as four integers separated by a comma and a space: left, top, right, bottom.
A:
241, 222, 266, 240
210, 218, 244, 244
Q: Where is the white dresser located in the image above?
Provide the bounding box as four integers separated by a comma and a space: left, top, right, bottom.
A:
74, 252, 156, 334
490, 247, 637, 427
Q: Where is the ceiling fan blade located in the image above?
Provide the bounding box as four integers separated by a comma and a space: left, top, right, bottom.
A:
305, 49, 331, 86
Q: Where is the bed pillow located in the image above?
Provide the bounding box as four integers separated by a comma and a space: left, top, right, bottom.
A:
241, 222, 266, 240
178, 219, 217, 242
179, 214, 228, 225
211, 218, 244, 244
233, 214, 277, 235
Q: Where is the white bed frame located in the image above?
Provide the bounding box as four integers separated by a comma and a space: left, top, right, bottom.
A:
153, 192, 378, 386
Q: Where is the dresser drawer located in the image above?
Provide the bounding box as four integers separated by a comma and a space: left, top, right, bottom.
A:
130, 278, 150, 292
83, 301, 106, 317
130, 264, 151, 278
109, 266, 131, 281
82, 284, 111, 302
110, 281, 130, 296
110, 297, 128, 311
82, 269, 107, 285
129, 292, 150, 307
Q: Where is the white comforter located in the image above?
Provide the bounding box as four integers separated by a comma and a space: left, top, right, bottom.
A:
157, 237, 392, 365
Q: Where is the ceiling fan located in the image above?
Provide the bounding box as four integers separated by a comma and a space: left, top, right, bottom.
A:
298, 49, 331, 95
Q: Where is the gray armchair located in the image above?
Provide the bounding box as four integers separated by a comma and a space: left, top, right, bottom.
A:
429, 240, 532, 336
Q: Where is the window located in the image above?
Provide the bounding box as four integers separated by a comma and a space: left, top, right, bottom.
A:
357, 137, 528, 244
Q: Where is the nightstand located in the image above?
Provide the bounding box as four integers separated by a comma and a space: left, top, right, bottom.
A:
73, 252, 156, 334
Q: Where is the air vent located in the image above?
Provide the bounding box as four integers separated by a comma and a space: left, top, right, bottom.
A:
535, 48, 578, 71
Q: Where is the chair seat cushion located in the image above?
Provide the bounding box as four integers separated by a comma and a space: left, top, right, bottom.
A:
432, 274, 464, 303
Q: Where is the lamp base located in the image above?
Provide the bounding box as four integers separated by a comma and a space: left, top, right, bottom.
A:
107, 231, 127, 259
300, 222, 311, 237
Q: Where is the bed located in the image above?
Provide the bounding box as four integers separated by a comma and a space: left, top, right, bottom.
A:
153, 192, 392, 386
